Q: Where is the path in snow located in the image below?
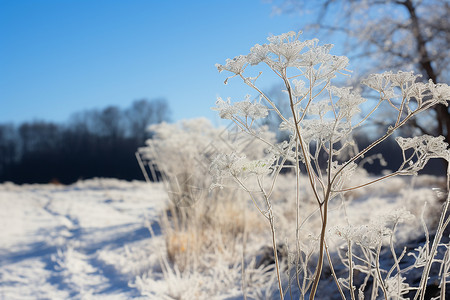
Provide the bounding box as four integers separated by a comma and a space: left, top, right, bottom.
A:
0, 179, 167, 299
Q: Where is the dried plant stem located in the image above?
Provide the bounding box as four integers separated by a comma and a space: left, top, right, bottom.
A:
440, 249, 449, 299
334, 171, 400, 193
295, 138, 302, 293
268, 213, 284, 300
375, 245, 389, 300
348, 241, 356, 300
240, 74, 289, 124
310, 191, 330, 300
388, 223, 403, 298
415, 190, 450, 300
284, 71, 327, 300
324, 241, 346, 300
257, 177, 285, 300
242, 201, 248, 300
333, 114, 415, 183
284, 75, 322, 206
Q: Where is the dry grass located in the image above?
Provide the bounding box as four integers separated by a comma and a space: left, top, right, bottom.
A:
160, 187, 266, 272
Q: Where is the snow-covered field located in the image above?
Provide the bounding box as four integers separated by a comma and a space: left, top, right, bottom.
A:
0, 175, 447, 299
0, 179, 168, 299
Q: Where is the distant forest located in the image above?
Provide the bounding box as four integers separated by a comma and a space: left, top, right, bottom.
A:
0, 99, 170, 184
0, 98, 445, 185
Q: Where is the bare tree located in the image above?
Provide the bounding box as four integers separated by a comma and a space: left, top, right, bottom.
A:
271, 0, 450, 140
95, 106, 125, 140
125, 98, 171, 143
18, 121, 61, 154
151, 98, 171, 124
0, 124, 18, 173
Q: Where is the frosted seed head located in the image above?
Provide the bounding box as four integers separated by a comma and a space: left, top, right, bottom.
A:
389, 71, 421, 87
396, 135, 450, 161
247, 44, 268, 65
212, 97, 237, 120
234, 98, 269, 120
306, 100, 331, 117
266, 31, 298, 44
361, 72, 393, 92
209, 152, 246, 189
334, 222, 390, 248
216, 55, 248, 75
241, 156, 276, 176
292, 79, 307, 98
427, 81, 450, 106
383, 207, 415, 225
329, 86, 367, 121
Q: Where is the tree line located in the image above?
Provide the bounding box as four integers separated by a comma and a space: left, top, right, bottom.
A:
0, 99, 170, 184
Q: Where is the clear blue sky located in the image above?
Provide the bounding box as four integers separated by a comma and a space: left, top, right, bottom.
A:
0, 0, 344, 126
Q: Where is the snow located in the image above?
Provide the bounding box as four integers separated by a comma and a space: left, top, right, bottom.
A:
0, 179, 167, 299
0, 175, 446, 299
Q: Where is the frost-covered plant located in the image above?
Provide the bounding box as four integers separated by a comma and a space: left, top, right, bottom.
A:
138, 118, 274, 204
137, 118, 273, 214
212, 31, 450, 299
136, 118, 273, 290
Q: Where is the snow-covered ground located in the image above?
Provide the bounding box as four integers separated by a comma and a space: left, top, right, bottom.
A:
0, 175, 447, 299
0, 179, 168, 299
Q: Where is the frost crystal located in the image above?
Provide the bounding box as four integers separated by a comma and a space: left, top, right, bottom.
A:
407, 80, 450, 108
234, 98, 269, 120
209, 152, 275, 190
266, 31, 298, 44
279, 117, 295, 133
385, 275, 410, 299
268, 140, 299, 163
306, 99, 331, 117
300, 119, 350, 144
389, 71, 421, 87
215, 55, 247, 75
361, 71, 450, 112
397, 135, 450, 161
291, 79, 308, 98
395, 135, 450, 174
247, 44, 268, 65
334, 223, 390, 249
361, 72, 393, 92
266, 32, 312, 68
329, 86, 366, 122
383, 207, 415, 226
427, 81, 450, 106
297, 43, 332, 67
408, 245, 428, 268
212, 97, 268, 120
241, 156, 275, 176
212, 97, 237, 119
209, 153, 246, 189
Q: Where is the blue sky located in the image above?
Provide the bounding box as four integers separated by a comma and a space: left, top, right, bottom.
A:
0, 0, 345, 126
